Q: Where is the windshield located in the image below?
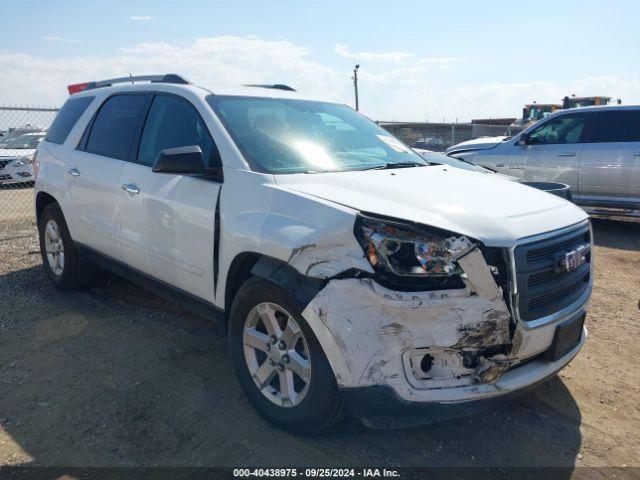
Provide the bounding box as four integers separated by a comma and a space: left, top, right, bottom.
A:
3, 134, 44, 149
207, 95, 427, 174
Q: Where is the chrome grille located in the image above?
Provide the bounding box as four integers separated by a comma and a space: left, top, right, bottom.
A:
514, 223, 591, 322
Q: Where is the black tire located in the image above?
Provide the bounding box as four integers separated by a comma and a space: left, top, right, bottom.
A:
38, 203, 97, 290
229, 276, 344, 434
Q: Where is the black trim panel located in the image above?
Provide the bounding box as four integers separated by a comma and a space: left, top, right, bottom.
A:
213, 188, 222, 297
77, 244, 225, 328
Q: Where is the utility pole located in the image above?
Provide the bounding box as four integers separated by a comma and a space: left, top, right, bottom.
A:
352, 64, 360, 111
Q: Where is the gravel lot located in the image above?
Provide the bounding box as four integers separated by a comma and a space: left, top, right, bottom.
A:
0, 186, 639, 473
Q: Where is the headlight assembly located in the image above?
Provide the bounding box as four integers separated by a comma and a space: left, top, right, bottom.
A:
355, 214, 476, 289
13, 154, 33, 168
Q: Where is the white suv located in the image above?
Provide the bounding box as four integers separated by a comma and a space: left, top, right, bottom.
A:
34, 75, 592, 433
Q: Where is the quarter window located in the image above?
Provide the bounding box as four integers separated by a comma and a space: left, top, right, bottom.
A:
138, 95, 218, 167
46, 96, 94, 145
85, 94, 148, 160
592, 110, 640, 143
528, 114, 588, 145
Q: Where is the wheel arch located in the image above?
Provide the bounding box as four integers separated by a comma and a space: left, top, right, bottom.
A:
223, 252, 327, 326
35, 191, 60, 223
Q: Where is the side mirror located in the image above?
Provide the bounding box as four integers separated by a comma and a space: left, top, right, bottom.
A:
152, 145, 206, 174
518, 132, 530, 145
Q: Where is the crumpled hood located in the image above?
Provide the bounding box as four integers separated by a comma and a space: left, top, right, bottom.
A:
274, 166, 587, 246
446, 136, 508, 154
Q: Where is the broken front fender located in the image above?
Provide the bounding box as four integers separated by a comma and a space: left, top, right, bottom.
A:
301, 254, 515, 402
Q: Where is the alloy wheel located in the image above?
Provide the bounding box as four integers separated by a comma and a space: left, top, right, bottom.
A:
44, 219, 65, 275
243, 302, 312, 407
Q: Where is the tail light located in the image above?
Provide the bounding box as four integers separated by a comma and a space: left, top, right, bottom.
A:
67, 83, 90, 95
32, 150, 40, 181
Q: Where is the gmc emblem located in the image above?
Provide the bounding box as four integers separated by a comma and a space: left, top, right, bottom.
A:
557, 245, 587, 273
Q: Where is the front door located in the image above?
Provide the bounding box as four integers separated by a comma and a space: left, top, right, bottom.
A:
117, 93, 222, 303
507, 112, 590, 193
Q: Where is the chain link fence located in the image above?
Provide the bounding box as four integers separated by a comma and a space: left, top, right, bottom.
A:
0, 106, 59, 253
379, 121, 523, 152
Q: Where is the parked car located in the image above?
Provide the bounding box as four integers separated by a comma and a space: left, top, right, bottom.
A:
0, 131, 45, 185
446, 106, 640, 216
35, 74, 591, 433
413, 136, 446, 151
0, 126, 43, 148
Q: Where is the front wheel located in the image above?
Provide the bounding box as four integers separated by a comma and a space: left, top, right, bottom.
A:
229, 277, 344, 434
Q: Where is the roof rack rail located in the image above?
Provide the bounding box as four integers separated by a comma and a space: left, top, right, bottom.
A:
84, 74, 190, 91
244, 84, 296, 92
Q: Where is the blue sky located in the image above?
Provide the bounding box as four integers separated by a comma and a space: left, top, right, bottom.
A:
1, 0, 639, 120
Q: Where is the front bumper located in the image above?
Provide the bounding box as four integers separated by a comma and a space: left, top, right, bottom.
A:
0, 164, 33, 184
300, 247, 589, 411
340, 326, 584, 426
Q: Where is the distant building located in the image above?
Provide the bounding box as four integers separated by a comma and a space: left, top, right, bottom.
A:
471, 118, 516, 125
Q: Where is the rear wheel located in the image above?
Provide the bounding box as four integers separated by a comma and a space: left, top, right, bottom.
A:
229, 277, 343, 434
38, 203, 97, 290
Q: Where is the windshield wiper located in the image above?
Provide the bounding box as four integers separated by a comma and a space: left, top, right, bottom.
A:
362, 162, 426, 171
303, 162, 427, 174
476, 163, 497, 173
451, 156, 498, 173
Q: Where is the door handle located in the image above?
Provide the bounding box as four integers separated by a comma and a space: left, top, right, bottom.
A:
496, 163, 505, 168
557, 152, 576, 157
66, 168, 80, 177
633, 152, 640, 157
121, 183, 140, 196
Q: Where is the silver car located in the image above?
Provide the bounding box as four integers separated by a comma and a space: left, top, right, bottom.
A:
447, 106, 640, 216
0, 132, 45, 185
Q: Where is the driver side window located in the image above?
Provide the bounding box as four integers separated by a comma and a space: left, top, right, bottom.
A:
138, 94, 220, 167
528, 114, 588, 145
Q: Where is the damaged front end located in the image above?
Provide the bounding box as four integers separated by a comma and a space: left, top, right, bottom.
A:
300, 214, 520, 400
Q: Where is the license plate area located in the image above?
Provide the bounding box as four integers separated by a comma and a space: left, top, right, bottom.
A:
545, 313, 585, 362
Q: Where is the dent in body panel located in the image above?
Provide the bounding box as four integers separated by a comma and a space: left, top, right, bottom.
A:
301, 246, 515, 392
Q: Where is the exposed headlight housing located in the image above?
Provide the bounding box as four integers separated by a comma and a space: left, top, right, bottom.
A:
355, 214, 476, 290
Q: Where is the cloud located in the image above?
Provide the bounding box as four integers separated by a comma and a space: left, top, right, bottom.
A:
42, 36, 80, 44
334, 43, 461, 70
1, 36, 638, 122
0, 36, 344, 106
129, 15, 152, 21
334, 43, 413, 64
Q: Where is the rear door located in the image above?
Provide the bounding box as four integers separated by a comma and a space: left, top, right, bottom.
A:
66, 93, 149, 259
578, 109, 640, 208
117, 93, 222, 302
507, 113, 590, 193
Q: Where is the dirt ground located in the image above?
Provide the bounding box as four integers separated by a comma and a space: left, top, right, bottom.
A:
0, 186, 639, 473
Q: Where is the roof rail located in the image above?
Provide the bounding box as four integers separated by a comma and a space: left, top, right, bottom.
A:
83, 74, 191, 91
244, 84, 296, 92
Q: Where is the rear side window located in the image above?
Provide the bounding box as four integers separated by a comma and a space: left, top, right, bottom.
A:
85, 94, 148, 160
592, 110, 640, 143
46, 96, 94, 144
138, 95, 219, 167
